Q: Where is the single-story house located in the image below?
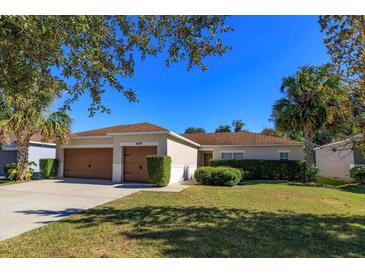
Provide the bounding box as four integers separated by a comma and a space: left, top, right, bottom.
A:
56, 122, 304, 184
0, 134, 56, 176
315, 136, 365, 179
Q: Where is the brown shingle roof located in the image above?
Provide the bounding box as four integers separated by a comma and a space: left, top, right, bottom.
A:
73, 122, 168, 137
182, 132, 302, 146
4, 133, 55, 144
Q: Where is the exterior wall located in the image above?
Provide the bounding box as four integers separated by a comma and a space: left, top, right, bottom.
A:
167, 136, 198, 184
0, 143, 55, 176
315, 141, 354, 179
204, 145, 304, 161
57, 134, 169, 183
0, 150, 17, 176
111, 134, 168, 182
28, 143, 56, 173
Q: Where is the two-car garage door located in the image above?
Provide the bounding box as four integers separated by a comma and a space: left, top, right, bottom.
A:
63, 146, 157, 182
64, 148, 113, 180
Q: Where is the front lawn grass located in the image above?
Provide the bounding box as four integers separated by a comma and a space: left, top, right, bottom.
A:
0, 180, 18, 186
315, 176, 353, 187
1, 182, 365, 257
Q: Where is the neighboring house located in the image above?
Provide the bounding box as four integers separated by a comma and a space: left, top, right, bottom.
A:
56, 122, 304, 184
0, 134, 56, 176
315, 136, 365, 179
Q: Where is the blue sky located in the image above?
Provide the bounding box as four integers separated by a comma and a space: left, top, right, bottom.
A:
61, 16, 330, 134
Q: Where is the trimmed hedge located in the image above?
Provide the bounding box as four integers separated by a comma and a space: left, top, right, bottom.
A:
194, 166, 241, 187
39, 158, 59, 178
210, 159, 306, 181
350, 166, 365, 184
147, 155, 171, 187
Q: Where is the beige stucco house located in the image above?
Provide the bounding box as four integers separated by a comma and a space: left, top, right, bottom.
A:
315, 136, 365, 179
56, 122, 304, 184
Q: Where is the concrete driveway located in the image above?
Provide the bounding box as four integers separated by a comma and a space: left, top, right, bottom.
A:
0, 178, 189, 241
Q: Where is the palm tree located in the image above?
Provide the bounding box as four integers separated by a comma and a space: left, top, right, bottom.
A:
0, 80, 71, 181
232, 120, 245, 132
272, 65, 351, 168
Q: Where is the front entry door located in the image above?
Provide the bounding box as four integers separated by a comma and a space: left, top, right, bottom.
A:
123, 146, 157, 182
203, 152, 213, 166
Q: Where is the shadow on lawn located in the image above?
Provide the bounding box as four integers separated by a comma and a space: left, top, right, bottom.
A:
61, 205, 365, 257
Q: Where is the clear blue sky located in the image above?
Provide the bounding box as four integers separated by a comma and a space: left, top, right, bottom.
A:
59, 16, 330, 134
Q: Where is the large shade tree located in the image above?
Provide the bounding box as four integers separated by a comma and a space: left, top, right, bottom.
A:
320, 16, 365, 150
0, 75, 71, 180
0, 16, 232, 115
0, 16, 231, 180
272, 65, 352, 167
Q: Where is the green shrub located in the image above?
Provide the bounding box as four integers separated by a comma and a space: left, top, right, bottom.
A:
210, 159, 306, 181
147, 155, 171, 187
350, 166, 365, 184
3, 163, 16, 180
194, 166, 215, 184
4, 162, 36, 181
304, 164, 320, 182
39, 158, 59, 178
219, 166, 245, 182
194, 166, 241, 187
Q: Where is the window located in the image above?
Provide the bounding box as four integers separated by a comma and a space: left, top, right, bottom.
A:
234, 153, 244, 159
222, 152, 244, 160
280, 152, 289, 160
222, 153, 233, 160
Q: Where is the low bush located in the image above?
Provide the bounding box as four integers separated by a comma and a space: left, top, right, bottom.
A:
210, 159, 306, 181
3, 163, 16, 180
350, 166, 365, 184
194, 166, 241, 187
39, 158, 59, 178
304, 164, 320, 182
147, 155, 171, 187
194, 166, 215, 184
219, 166, 244, 182
4, 162, 36, 181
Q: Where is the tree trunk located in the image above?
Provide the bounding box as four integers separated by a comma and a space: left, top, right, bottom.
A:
15, 134, 31, 181
303, 126, 315, 166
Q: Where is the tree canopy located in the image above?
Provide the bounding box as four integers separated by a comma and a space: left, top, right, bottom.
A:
272, 65, 352, 167
232, 119, 245, 132
0, 16, 232, 116
319, 16, 365, 85
320, 16, 365, 148
261, 128, 282, 137
215, 125, 231, 133
184, 127, 206, 134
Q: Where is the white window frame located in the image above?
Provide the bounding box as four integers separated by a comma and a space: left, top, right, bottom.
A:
279, 150, 289, 160
221, 150, 245, 160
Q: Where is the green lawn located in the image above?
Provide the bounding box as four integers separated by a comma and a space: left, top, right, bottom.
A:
315, 176, 354, 187
1, 181, 365, 257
